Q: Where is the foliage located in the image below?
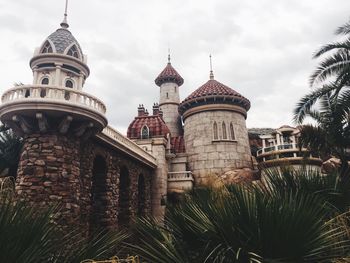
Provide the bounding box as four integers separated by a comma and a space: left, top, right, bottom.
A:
0, 196, 128, 263
0, 125, 22, 177
294, 20, 350, 123
129, 168, 350, 262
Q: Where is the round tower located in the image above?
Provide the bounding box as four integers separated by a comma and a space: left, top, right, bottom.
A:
155, 55, 184, 137
0, 7, 107, 227
179, 67, 253, 185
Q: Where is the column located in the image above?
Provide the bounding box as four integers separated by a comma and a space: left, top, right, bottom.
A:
55, 63, 63, 86
32, 66, 39, 84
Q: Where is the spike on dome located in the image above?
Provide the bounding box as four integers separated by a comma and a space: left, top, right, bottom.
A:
155, 55, 184, 87
60, 0, 69, 29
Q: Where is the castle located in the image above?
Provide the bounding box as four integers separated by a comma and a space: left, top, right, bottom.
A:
0, 7, 318, 231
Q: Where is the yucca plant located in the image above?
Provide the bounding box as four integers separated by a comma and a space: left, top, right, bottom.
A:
0, 196, 128, 262
130, 169, 350, 262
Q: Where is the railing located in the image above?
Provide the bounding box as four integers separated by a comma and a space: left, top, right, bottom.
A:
101, 125, 156, 165
168, 171, 194, 181
1, 85, 106, 114
257, 143, 299, 156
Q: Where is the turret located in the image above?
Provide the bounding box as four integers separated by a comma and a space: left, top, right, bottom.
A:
155, 54, 183, 136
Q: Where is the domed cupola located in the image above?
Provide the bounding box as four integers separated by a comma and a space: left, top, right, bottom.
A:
155, 55, 184, 87
179, 65, 250, 120
30, 7, 89, 90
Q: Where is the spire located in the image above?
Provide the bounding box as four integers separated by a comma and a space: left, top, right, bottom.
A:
209, 54, 214, 80
60, 0, 69, 29
168, 48, 171, 64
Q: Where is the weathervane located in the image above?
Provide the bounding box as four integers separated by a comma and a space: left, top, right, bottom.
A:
60, 0, 69, 29
209, 54, 214, 80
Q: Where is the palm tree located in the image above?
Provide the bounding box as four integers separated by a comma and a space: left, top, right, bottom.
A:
296, 94, 350, 177
294, 20, 350, 123
129, 169, 350, 262
0, 125, 22, 177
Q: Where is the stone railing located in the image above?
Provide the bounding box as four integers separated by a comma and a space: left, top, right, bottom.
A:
1, 85, 106, 114
100, 125, 157, 167
257, 143, 300, 156
168, 171, 194, 182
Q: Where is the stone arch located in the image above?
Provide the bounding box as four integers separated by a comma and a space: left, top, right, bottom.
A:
230, 122, 235, 140
118, 165, 131, 227
90, 155, 108, 230
222, 121, 227, 140
213, 121, 218, 140
137, 174, 146, 217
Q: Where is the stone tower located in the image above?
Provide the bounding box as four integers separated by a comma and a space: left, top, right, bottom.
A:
155, 55, 184, 137
0, 10, 107, 226
178, 68, 253, 185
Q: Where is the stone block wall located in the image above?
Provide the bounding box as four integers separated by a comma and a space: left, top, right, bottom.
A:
183, 110, 253, 185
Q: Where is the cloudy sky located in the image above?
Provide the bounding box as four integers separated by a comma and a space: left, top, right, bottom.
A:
0, 0, 349, 134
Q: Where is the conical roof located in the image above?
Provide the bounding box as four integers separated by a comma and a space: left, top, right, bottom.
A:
155, 62, 184, 87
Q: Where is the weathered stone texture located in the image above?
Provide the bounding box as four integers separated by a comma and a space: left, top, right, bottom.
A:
184, 110, 253, 185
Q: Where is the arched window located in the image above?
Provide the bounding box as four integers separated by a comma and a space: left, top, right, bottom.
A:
222, 122, 227, 140
67, 45, 79, 58
41, 41, 53, 53
65, 79, 74, 88
213, 122, 218, 140
141, 125, 149, 139
90, 155, 108, 231
41, 77, 49, 85
230, 123, 235, 140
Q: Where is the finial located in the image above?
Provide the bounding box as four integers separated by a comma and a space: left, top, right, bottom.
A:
168, 48, 171, 64
209, 54, 214, 80
60, 0, 69, 29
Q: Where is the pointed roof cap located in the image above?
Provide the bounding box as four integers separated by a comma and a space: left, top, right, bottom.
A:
155, 56, 184, 87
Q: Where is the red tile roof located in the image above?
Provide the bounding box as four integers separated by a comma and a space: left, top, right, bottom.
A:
127, 114, 170, 139
171, 136, 185, 153
155, 62, 184, 87
179, 79, 250, 114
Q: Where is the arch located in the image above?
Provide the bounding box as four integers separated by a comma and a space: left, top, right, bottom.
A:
222, 122, 227, 140
66, 44, 80, 59
40, 77, 49, 98
65, 79, 74, 88
137, 174, 146, 217
40, 40, 53, 53
213, 121, 218, 140
230, 123, 236, 140
141, 125, 149, 139
118, 166, 130, 227
90, 155, 108, 230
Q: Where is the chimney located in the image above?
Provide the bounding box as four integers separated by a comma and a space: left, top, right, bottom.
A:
144, 109, 149, 116
138, 104, 145, 116
153, 103, 159, 115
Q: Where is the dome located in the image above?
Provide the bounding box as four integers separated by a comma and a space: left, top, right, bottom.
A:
39, 27, 83, 61
155, 62, 184, 87
179, 78, 250, 115
127, 115, 170, 139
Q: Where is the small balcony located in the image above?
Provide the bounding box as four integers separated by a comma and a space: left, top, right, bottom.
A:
257, 143, 299, 156
167, 171, 194, 193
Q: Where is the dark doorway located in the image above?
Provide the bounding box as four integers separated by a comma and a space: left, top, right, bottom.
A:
90, 155, 107, 231
137, 174, 146, 217
118, 166, 130, 227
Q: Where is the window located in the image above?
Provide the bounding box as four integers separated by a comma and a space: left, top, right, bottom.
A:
222, 122, 227, 140
65, 79, 74, 88
141, 126, 149, 139
174, 86, 177, 92
213, 122, 218, 140
67, 45, 79, 58
41, 41, 53, 53
230, 123, 235, 140
41, 77, 49, 85
166, 92, 169, 99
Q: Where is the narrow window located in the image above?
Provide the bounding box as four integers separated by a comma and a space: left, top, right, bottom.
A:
67, 45, 79, 58
141, 125, 149, 139
230, 123, 235, 140
41, 41, 53, 53
166, 92, 169, 99
174, 86, 177, 92
41, 78, 49, 85
222, 122, 227, 140
65, 80, 74, 88
213, 122, 218, 140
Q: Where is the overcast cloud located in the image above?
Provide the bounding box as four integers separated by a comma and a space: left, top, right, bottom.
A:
0, 0, 349, 134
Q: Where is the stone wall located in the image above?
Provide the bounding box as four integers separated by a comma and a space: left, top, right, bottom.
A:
183, 110, 253, 185
15, 132, 154, 231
